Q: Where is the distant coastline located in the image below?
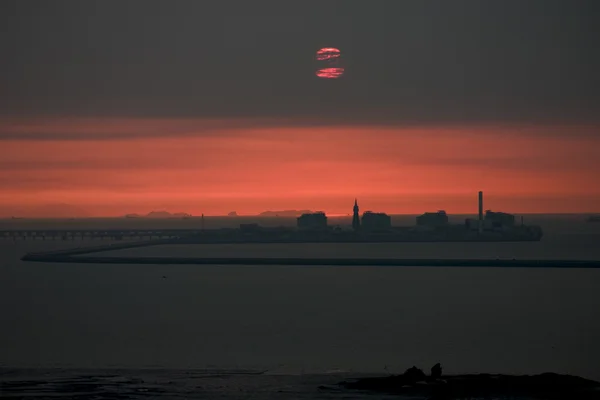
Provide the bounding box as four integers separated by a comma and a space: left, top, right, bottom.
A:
124, 211, 192, 219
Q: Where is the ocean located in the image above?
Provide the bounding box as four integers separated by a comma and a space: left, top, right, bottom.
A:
1, 214, 599, 399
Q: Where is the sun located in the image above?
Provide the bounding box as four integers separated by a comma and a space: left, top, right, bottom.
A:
315, 47, 344, 79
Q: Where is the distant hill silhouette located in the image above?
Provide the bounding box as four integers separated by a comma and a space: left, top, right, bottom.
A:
258, 210, 313, 217
125, 213, 142, 218
146, 211, 174, 218
227, 211, 238, 217
124, 211, 192, 219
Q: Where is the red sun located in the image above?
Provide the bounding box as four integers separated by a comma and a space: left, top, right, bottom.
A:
315, 47, 344, 79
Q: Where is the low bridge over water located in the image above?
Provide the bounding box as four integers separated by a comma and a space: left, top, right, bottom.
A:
0, 229, 199, 241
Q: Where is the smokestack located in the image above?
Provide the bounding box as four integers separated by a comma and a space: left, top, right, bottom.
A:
478, 191, 483, 234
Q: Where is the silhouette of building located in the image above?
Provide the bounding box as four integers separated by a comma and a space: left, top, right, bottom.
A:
352, 199, 360, 230
297, 212, 328, 230
466, 209, 516, 231
485, 211, 515, 227
465, 190, 486, 233
478, 191, 484, 233
416, 210, 449, 227
361, 211, 392, 231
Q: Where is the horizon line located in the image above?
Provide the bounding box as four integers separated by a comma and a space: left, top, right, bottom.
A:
2, 211, 599, 220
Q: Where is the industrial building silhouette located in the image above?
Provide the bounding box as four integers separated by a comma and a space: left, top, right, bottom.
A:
296, 191, 529, 234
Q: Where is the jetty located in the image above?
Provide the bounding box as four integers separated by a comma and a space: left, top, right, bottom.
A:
19, 239, 600, 268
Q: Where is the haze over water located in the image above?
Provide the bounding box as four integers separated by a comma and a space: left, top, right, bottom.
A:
2, 214, 600, 384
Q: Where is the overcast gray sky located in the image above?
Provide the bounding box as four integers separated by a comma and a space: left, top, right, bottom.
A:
1, 0, 598, 125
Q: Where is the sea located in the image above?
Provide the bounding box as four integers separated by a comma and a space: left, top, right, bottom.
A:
1, 214, 600, 399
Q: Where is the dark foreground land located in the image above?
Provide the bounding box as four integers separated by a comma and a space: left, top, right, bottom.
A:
3, 367, 598, 400
337, 369, 600, 399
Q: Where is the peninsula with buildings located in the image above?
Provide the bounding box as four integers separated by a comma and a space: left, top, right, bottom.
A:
180, 191, 543, 244
7, 191, 543, 243
23, 192, 600, 266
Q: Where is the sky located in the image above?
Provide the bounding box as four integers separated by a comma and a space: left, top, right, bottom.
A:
0, 0, 599, 216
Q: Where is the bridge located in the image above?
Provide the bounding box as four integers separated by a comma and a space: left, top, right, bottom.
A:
0, 229, 199, 241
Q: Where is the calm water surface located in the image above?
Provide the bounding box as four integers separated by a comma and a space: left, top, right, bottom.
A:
1, 215, 599, 398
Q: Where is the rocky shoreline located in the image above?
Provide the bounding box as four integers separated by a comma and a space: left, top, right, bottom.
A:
336, 365, 600, 399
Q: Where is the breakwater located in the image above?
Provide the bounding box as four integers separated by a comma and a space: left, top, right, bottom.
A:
22, 238, 179, 258
20, 240, 600, 268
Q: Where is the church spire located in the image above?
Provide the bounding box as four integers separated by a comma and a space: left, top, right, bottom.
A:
352, 198, 360, 230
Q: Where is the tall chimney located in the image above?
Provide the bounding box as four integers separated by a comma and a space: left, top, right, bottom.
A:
478, 191, 483, 234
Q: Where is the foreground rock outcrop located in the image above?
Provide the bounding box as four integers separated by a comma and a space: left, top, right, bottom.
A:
338, 364, 600, 399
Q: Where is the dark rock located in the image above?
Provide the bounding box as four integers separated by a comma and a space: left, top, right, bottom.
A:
339, 370, 600, 399
431, 363, 442, 379
404, 366, 427, 384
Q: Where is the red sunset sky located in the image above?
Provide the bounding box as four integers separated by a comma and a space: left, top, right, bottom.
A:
1, 117, 598, 217
1, 2, 598, 217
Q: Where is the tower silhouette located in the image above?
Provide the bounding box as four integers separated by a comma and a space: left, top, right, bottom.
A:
352, 199, 360, 230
